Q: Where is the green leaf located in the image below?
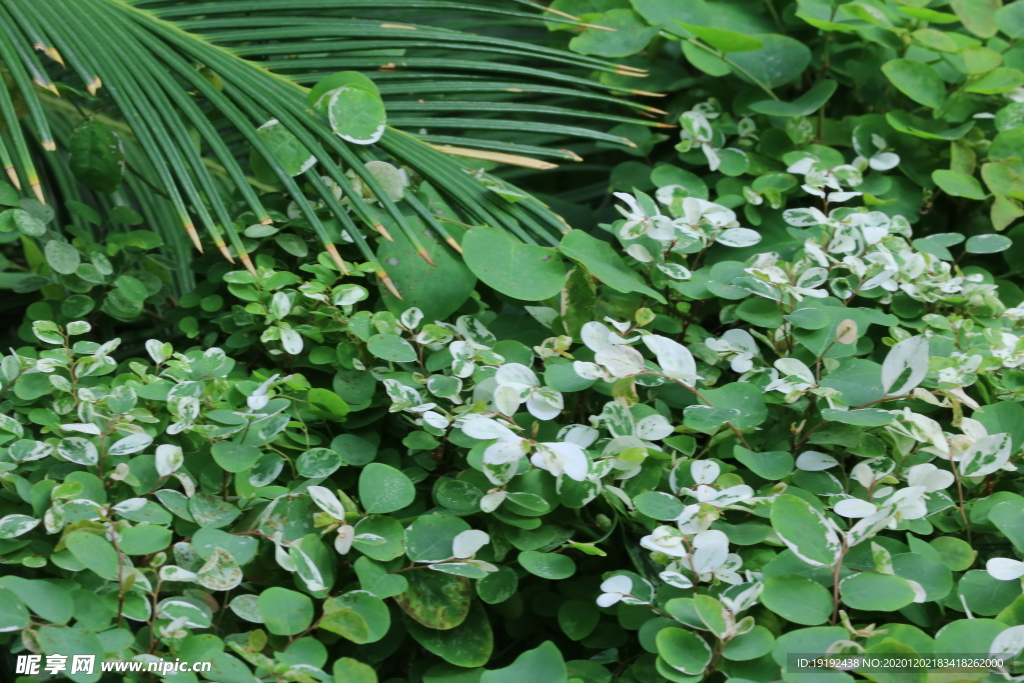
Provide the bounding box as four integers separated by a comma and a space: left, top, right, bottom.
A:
840, 572, 917, 611
359, 463, 416, 514
634, 491, 685, 520
13, 209, 46, 237
119, 526, 172, 555
394, 569, 472, 630
966, 234, 1012, 254
477, 566, 518, 605
324, 591, 391, 644
558, 599, 599, 641
749, 79, 837, 117
570, 9, 658, 58
966, 68, 1024, 95
951, 0, 1000, 38
44, 240, 81, 275
997, 2, 1024, 38
463, 228, 568, 301
333, 658, 377, 683
655, 627, 712, 676
377, 211, 476, 322
683, 383, 767, 432
252, 120, 315, 177
518, 551, 577, 579
332, 433, 378, 466
820, 408, 894, 427
65, 530, 120, 581
307, 388, 350, 419
728, 34, 812, 88
930, 536, 977, 571
761, 574, 833, 625
559, 229, 665, 303
958, 570, 1021, 616
677, 22, 763, 53
193, 528, 258, 566
297, 448, 344, 478
734, 446, 794, 480
881, 59, 947, 109
69, 120, 125, 194
722, 625, 775, 661
932, 170, 986, 200
480, 641, 567, 683
0, 577, 74, 624
405, 513, 470, 562
258, 587, 313, 636
0, 587, 29, 632
0, 182, 18, 207
892, 553, 953, 602
308, 71, 380, 108
211, 441, 262, 473
405, 600, 494, 667
770, 494, 841, 567
366, 334, 418, 363
326, 86, 387, 145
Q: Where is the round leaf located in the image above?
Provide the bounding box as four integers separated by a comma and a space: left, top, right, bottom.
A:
463, 228, 568, 301
359, 463, 416, 514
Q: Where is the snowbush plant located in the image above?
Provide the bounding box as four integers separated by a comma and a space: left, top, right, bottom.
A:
6, 172, 1024, 681
5, 1, 1024, 683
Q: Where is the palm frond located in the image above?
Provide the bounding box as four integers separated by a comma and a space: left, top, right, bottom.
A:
0, 0, 654, 292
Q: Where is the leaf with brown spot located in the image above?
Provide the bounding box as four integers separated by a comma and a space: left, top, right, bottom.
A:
196, 547, 243, 591
394, 568, 471, 630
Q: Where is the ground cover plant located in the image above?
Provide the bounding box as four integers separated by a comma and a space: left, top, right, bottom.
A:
4, 1, 1024, 683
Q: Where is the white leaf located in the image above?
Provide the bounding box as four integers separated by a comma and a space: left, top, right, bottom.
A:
581, 321, 614, 352
526, 391, 563, 421
307, 486, 346, 519
112, 498, 147, 513
61, 423, 101, 435
159, 565, 198, 582
108, 433, 153, 456
833, 498, 878, 518
991, 624, 1024, 657
270, 292, 292, 320
495, 363, 538, 388
635, 414, 674, 441
881, 336, 929, 396
155, 444, 184, 477
960, 433, 1012, 478
493, 384, 522, 417
642, 335, 699, 382
595, 345, 646, 378
335, 525, 354, 555
601, 574, 633, 595
480, 491, 506, 513
775, 358, 815, 384
280, 327, 303, 355
0, 514, 40, 539
716, 227, 761, 248
452, 530, 490, 559
146, 339, 170, 364
796, 451, 839, 471
57, 437, 98, 466
987, 557, 1024, 581
462, 417, 515, 441
691, 460, 720, 485
400, 307, 423, 329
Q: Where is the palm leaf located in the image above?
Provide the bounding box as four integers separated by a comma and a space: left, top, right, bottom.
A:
0, 0, 656, 294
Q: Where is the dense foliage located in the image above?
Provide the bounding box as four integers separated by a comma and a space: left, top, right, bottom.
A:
5, 1, 1024, 683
